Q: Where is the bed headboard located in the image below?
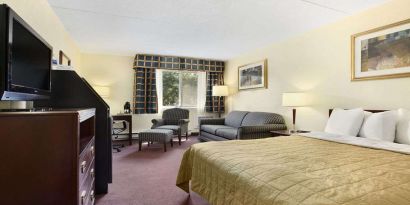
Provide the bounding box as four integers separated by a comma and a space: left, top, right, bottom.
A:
328, 109, 387, 117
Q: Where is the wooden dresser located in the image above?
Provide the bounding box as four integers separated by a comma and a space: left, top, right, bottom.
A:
0, 108, 96, 205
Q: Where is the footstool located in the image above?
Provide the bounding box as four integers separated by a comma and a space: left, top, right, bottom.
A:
138, 129, 174, 152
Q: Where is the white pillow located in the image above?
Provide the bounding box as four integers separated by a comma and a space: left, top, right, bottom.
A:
325, 108, 365, 136
359, 111, 397, 142
395, 108, 410, 144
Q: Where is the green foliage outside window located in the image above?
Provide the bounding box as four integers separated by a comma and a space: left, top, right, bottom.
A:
163, 71, 179, 106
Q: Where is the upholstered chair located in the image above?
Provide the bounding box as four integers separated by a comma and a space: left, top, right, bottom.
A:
151, 108, 190, 145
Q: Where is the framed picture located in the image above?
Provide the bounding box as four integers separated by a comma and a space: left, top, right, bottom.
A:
59, 50, 71, 66
351, 19, 410, 81
238, 60, 267, 90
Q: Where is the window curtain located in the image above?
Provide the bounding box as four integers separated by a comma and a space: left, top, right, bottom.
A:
133, 67, 158, 114
155, 70, 164, 113
205, 72, 225, 113
133, 54, 224, 114
196, 71, 207, 113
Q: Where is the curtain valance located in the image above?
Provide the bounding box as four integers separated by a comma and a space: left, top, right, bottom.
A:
133, 54, 224, 73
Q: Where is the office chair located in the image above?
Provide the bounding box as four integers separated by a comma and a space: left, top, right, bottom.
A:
110, 117, 127, 152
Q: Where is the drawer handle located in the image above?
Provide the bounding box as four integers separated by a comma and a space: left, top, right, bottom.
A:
81, 161, 87, 173
90, 146, 95, 156
80, 190, 87, 205
90, 168, 95, 178
90, 190, 95, 204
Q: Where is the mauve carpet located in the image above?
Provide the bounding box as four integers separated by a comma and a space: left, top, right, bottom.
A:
96, 136, 210, 205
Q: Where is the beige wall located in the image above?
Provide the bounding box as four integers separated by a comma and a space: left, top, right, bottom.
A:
225, 0, 410, 131
80, 53, 150, 132
81, 53, 135, 114
1, 0, 82, 69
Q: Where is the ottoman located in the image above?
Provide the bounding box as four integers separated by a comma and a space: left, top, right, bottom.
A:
138, 129, 174, 152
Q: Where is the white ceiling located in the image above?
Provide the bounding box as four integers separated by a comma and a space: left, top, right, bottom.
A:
48, 0, 388, 60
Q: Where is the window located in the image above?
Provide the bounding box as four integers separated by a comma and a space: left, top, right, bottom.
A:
157, 70, 206, 109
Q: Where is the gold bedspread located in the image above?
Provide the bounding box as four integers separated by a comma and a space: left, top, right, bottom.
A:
176, 136, 410, 205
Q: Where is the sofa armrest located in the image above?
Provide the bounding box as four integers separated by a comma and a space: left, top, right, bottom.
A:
199, 118, 225, 126
238, 124, 287, 134
151, 118, 165, 128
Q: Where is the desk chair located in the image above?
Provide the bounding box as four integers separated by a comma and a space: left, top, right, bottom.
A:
110, 117, 127, 152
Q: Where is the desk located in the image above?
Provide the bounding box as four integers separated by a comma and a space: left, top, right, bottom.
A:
112, 114, 132, 145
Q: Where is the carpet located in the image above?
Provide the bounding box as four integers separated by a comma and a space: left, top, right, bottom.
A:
96, 136, 210, 205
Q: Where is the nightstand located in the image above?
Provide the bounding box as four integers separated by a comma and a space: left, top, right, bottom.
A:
270, 130, 310, 137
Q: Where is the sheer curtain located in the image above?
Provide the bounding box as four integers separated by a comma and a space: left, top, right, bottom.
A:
196, 71, 207, 114
156, 69, 164, 113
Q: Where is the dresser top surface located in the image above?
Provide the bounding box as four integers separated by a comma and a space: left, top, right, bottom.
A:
0, 108, 95, 121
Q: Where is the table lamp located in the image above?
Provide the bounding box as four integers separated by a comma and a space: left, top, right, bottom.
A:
282, 92, 307, 133
212, 85, 228, 118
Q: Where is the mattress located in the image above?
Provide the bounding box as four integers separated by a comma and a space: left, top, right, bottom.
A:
176, 133, 410, 205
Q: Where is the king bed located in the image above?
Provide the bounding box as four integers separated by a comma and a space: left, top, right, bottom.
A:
176, 109, 410, 205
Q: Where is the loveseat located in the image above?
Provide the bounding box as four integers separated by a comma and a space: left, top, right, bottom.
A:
199, 111, 287, 141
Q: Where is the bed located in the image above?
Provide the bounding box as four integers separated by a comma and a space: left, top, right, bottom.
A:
176, 109, 410, 205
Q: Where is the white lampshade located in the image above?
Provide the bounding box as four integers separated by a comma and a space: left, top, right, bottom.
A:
282, 92, 307, 107
94, 86, 110, 98
212, 85, 229, 96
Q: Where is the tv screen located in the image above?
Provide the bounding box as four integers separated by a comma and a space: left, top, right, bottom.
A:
11, 19, 51, 91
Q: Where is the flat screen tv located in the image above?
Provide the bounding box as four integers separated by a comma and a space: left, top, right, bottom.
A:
0, 4, 52, 100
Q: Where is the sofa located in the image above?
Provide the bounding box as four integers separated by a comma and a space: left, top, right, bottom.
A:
199, 111, 287, 141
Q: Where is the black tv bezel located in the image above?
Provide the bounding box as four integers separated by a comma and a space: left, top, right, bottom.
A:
0, 4, 52, 101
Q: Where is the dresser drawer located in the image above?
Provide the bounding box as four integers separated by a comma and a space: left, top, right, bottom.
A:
79, 138, 95, 185
79, 182, 95, 205
79, 165, 95, 205
88, 182, 95, 205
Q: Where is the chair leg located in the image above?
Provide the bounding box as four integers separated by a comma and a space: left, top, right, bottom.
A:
170, 139, 173, 147
178, 133, 181, 145
138, 139, 142, 151
186, 132, 188, 140
147, 141, 150, 147
163, 142, 167, 152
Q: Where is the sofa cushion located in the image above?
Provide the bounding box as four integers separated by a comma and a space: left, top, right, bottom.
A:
241, 112, 285, 126
225, 111, 249, 128
199, 132, 229, 141
201, 125, 232, 135
215, 128, 238, 140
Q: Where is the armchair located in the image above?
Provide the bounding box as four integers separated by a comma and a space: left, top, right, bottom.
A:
152, 108, 190, 145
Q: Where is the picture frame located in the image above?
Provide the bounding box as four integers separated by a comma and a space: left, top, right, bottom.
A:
238, 59, 267, 90
59, 50, 71, 66
351, 19, 410, 81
